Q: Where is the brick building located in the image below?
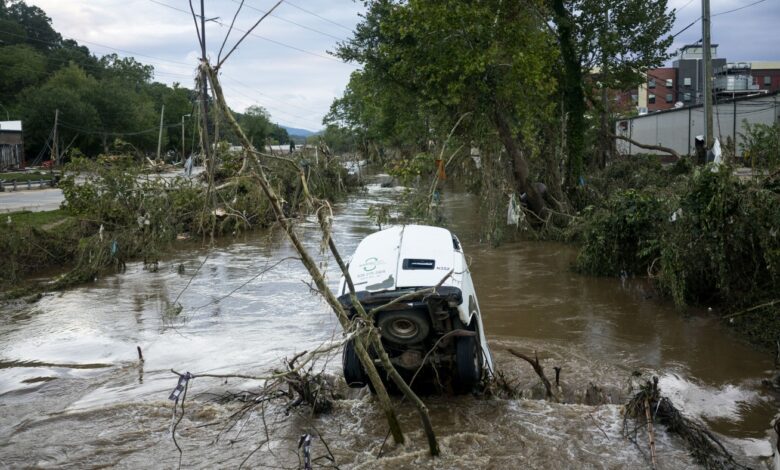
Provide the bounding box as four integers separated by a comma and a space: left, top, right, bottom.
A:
645, 67, 678, 111
749, 61, 780, 93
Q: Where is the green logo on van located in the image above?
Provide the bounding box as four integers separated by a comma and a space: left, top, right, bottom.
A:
362, 257, 379, 272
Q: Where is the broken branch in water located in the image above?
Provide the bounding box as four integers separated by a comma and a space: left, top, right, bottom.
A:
507, 348, 560, 402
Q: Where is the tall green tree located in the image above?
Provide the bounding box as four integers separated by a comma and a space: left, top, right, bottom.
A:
0, 44, 47, 106
335, 0, 558, 214
19, 64, 101, 157
549, 0, 674, 178
0, 0, 61, 50
238, 105, 273, 147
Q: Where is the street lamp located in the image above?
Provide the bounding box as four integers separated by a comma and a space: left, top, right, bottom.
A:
181, 113, 191, 163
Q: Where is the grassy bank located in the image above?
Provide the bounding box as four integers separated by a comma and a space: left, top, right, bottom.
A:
0, 171, 56, 183
0, 153, 358, 299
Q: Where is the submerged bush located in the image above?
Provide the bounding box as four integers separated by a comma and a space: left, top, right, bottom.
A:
575, 160, 779, 347
575, 189, 667, 276
659, 167, 780, 307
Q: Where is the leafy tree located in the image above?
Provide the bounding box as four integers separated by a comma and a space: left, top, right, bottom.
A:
99, 53, 154, 86
19, 64, 101, 157
46, 39, 100, 75
0, 17, 26, 44
335, 0, 558, 214
0, 44, 47, 105
549, 0, 674, 177
269, 123, 289, 145
1, 0, 61, 50
238, 105, 273, 147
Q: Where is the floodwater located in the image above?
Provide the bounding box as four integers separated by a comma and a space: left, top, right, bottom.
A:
0, 174, 777, 469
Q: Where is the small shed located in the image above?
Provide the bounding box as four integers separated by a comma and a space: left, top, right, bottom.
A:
0, 120, 24, 170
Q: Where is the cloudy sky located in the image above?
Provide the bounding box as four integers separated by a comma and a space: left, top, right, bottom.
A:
28, 0, 780, 131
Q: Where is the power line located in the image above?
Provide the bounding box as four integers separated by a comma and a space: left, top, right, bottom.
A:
58, 120, 184, 136
282, 1, 354, 32
671, 0, 769, 39
675, 0, 696, 13
148, 0, 353, 65
224, 76, 314, 113
713, 0, 767, 17
233, 0, 346, 42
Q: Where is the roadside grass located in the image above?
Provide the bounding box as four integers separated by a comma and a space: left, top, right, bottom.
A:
5, 209, 69, 229
0, 171, 55, 183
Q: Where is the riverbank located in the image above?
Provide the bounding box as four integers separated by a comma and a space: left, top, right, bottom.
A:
0, 155, 359, 299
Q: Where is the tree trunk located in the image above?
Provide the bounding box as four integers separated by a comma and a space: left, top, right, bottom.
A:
492, 108, 545, 218
551, 0, 587, 191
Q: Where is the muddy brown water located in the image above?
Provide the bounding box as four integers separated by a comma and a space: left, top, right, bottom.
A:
0, 175, 777, 468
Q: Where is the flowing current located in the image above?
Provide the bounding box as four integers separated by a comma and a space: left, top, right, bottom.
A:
0, 174, 777, 469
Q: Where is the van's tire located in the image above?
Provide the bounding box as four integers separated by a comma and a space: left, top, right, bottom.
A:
377, 310, 430, 345
342, 339, 368, 388
454, 333, 481, 394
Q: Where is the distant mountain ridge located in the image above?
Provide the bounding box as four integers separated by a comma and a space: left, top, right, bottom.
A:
282, 125, 320, 137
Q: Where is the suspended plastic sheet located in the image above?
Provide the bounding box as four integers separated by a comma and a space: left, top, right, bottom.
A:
507, 194, 521, 226
712, 138, 723, 167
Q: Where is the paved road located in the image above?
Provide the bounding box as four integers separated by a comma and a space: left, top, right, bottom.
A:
0, 167, 204, 213
0, 188, 64, 213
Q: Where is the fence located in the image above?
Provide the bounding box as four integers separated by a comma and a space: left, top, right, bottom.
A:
0, 178, 56, 192
616, 92, 780, 157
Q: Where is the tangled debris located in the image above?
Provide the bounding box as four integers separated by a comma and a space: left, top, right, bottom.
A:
623, 377, 750, 470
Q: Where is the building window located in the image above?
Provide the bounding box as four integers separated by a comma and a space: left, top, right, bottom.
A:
666, 93, 674, 103
683, 92, 691, 102
666, 79, 673, 88
765, 76, 772, 87
648, 79, 656, 88
649, 93, 656, 104
631, 94, 638, 104
684, 77, 692, 86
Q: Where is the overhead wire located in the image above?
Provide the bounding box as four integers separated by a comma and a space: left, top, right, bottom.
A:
147, 0, 353, 66
283, 1, 354, 32
233, 0, 347, 42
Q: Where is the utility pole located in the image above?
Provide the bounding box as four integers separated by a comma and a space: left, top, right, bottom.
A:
702, 0, 713, 148
51, 109, 59, 165
157, 104, 165, 161
199, 0, 212, 172
181, 114, 189, 162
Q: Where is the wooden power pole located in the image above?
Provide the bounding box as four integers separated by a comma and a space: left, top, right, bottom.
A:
51, 109, 59, 166
702, 0, 713, 148
156, 104, 165, 160
198, 0, 212, 171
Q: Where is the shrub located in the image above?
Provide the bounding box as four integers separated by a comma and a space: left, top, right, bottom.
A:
575, 189, 667, 276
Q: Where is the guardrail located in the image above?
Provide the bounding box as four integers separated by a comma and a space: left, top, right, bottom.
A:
0, 178, 57, 192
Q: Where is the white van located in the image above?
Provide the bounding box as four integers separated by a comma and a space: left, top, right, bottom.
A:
338, 225, 493, 393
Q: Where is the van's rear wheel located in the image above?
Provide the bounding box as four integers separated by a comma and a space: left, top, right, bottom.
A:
454, 333, 481, 394
343, 339, 368, 388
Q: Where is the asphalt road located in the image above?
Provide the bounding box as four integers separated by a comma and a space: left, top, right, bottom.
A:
0, 188, 64, 213
0, 167, 204, 213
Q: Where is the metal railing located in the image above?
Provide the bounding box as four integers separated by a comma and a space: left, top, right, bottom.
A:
0, 178, 57, 192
